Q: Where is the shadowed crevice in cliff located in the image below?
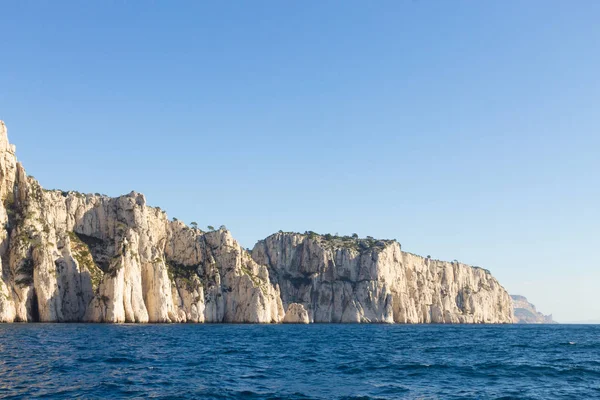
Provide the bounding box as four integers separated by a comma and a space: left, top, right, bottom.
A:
70, 232, 110, 273
29, 289, 40, 322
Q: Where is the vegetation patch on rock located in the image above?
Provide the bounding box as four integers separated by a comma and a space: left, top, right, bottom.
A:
165, 259, 199, 291
68, 231, 104, 291
298, 231, 395, 253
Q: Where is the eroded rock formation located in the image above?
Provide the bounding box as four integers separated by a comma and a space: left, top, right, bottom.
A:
0, 121, 514, 323
0, 121, 284, 323
252, 232, 514, 323
283, 303, 310, 324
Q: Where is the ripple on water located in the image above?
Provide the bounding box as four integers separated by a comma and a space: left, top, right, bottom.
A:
0, 324, 599, 399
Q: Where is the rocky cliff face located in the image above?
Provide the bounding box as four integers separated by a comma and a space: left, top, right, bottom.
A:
252, 233, 514, 323
511, 295, 554, 324
0, 121, 284, 323
0, 121, 514, 323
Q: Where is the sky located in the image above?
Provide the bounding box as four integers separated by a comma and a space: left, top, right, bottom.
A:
1, 1, 598, 323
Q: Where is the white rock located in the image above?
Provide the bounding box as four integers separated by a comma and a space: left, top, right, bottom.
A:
0, 121, 513, 325
0, 121, 284, 323
252, 233, 514, 324
283, 303, 310, 324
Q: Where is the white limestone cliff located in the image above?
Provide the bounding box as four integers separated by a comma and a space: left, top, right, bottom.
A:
252, 232, 514, 323
0, 121, 284, 323
0, 121, 513, 324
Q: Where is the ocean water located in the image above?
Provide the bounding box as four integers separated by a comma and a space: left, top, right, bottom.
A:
0, 324, 598, 399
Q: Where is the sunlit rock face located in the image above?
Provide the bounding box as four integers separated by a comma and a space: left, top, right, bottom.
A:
252, 232, 514, 324
0, 121, 512, 324
0, 121, 283, 323
283, 303, 310, 324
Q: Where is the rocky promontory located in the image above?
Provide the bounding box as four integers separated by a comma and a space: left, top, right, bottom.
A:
253, 232, 513, 323
0, 121, 514, 323
511, 295, 555, 324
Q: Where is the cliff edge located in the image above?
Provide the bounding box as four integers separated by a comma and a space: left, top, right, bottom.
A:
252, 232, 513, 323
0, 121, 514, 323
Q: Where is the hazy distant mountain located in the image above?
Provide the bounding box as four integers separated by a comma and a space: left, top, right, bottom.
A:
511, 295, 555, 324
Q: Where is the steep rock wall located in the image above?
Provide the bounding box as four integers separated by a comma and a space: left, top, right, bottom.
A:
0, 121, 284, 323
252, 232, 513, 323
0, 121, 513, 324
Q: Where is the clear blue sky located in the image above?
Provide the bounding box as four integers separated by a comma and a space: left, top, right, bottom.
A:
1, 1, 598, 322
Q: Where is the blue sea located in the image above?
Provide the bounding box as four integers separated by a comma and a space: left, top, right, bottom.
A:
0, 324, 598, 399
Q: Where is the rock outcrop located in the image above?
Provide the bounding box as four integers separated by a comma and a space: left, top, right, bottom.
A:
511, 295, 554, 324
283, 303, 310, 324
0, 121, 514, 324
252, 232, 514, 323
0, 121, 284, 323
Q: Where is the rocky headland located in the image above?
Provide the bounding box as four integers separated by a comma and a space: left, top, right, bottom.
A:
0, 121, 514, 323
511, 295, 555, 324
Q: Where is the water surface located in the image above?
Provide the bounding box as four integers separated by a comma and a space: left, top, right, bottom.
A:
0, 324, 598, 399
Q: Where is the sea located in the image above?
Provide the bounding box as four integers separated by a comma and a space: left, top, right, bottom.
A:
0, 324, 598, 399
